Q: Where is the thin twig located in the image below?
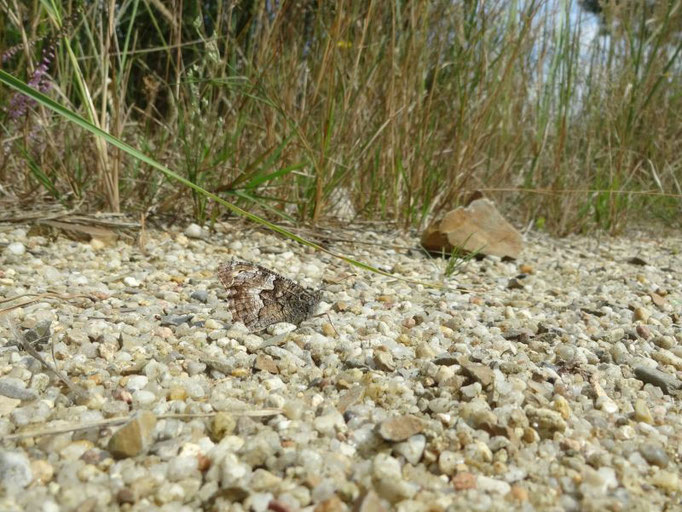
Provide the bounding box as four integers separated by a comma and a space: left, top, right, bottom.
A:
0, 292, 98, 316
1, 409, 283, 441
8, 322, 88, 401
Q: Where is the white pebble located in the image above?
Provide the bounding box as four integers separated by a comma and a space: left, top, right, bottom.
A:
125, 375, 149, 391
123, 276, 141, 287
184, 223, 204, 239
6, 242, 25, 256
133, 390, 157, 406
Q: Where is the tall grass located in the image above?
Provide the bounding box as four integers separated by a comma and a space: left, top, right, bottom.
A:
1, 0, 680, 234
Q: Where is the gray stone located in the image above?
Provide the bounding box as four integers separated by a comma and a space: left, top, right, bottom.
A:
0, 451, 32, 490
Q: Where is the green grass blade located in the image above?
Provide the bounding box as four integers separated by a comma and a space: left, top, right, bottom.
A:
0, 69, 442, 287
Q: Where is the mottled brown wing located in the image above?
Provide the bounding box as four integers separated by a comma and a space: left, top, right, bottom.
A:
217, 261, 321, 332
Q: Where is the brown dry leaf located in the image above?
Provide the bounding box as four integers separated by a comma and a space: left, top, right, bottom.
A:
39, 220, 118, 244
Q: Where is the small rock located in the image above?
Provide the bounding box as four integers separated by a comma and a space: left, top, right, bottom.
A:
250, 468, 282, 492
507, 278, 525, 290
652, 336, 675, 349
219, 453, 250, 487
0, 396, 20, 416
452, 472, 477, 491
160, 314, 194, 327
321, 323, 336, 337
125, 375, 149, 391
421, 198, 523, 259
460, 360, 495, 387
107, 411, 157, 458
314, 410, 345, 436
210, 412, 236, 440
639, 443, 669, 468
116, 488, 136, 504
555, 344, 576, 363
650, 470, 679, 492
477, 475, 511, 494
633, 307, 650, 322
267, 323, 297, 336
337, 386, 365, 414
0, 379, 38, 401
580, 466, 618, 496
254, 354, 279, 374
392, 435, 426, 465
6, 242, 26, 256
0, 452, 33, 490
650, 292, 667, 309
90, 238, 105, 250
635, 324, 651, 339
60, 440, 94, 460
184, 223, 204, 239
334, 301, 349, 312
633, 399, 653, 424
372, 453, 402, 480
167, 455, 200, 481
30, 459, 53, 484
460, 382, 482, 399
552, 395, 571, 420
373, 350, 395, 372
353, 490, 387, 512
438, 451, 460, 476
416, 343, 437, 359
123, 276, 141, 287
372, 454, 418, 502
526, 406, 566, 437
133, 390, 156, 406
634, 366, 681, 394
432, 354, 459, 366
507, 485, 529, 502
191, 290, 208, 303
377, 415, 425, 442
313, 495, 345, 512
466, 440, 493, 463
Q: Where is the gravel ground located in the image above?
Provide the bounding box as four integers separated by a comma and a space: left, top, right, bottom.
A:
0, 222, 680, 512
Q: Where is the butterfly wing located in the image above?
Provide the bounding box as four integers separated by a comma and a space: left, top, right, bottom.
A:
218, 261, 321, 332
217, 261, 276, 331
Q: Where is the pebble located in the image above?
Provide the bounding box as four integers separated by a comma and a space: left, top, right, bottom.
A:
0, 379, 38, 401
107, 411, 157, 458
580, 466, 618, 496
392, 435, 426, 465
377, 415, 425, 442
634, 366, 681, 394
123, 276, 141, 287
184, 223, 204, 239
633, 307, 650, 322
6, 242, 26, 256
191, 290, 209, 303
313, 410, 345, 436
167, 455, 200, 481
526, 407, 567, 437
639, 443, 669, 468
633, 399, 654, 424
437, 451, 460, 476
477, 475, 511, 494
651, 470, 679, 492
30, 459, 54, 484
0, 452, 33, 490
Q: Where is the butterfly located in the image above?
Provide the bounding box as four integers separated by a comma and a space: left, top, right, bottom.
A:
217, 260, 322, 332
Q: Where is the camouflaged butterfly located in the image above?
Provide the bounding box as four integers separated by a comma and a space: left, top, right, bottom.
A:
217, 260, 322, 332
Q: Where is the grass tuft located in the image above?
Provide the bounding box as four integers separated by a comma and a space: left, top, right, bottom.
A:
0, 0, 679, 234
